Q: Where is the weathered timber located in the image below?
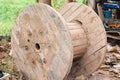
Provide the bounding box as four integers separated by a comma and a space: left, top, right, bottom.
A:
107, 31, 120, 40
11, 3, 107, 80
12, 4, 73, 80
59, 3, 107, 79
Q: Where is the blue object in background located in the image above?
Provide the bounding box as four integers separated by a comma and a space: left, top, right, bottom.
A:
103, 10, 112, 19
103, 3, 119, 9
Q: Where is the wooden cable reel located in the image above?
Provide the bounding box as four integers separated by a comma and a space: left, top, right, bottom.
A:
11, 3, 107, 80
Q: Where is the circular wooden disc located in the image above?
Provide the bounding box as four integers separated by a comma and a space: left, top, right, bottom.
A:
59, 3, 107, 78
11, 3, 73, 80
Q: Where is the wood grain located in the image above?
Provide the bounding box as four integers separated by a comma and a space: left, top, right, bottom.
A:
67, 22, 87, 58
11, 3, 107, 80
11, 3, 73, 80
59, 3, 107, 79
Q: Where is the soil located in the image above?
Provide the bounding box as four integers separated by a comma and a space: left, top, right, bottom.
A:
0, 36, 120, 80
0, 36, 20, 80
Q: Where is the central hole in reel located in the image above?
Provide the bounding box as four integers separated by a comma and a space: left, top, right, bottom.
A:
35, 43, 40, 50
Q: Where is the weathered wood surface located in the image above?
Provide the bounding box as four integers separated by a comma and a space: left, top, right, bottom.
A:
12, 3, 107, 80
67, 22, 87, 58
59, 3, 107, 79
107, 31, 120, 40
11, 3, 73, 80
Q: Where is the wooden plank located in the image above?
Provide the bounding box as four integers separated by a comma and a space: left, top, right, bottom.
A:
59, 3, 75, 16
59, 3, 83, 22
73, 45, 87, 57
67, 22, 82, 30
69, 29, 86, 40
62, 3, 82, 21
67, 22, 88, 58
107, 34, 120, 40
106, 31, 120, 40
72, 39, 87, 47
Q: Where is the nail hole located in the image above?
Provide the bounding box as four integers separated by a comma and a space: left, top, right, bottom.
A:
25, 45, 28, 50
27, 39, 30, 42
35, 43, 40, 50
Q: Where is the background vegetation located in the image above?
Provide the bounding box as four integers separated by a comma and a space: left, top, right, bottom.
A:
0, 0, 86, 36
0, 0, 35, 36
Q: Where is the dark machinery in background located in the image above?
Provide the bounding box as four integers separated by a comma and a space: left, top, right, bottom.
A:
97, 0, 120, 46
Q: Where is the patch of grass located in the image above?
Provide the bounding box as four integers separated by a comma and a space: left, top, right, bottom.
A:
0, 0, 35, 36
51, 0, 65, 9
51, 0, 86, 9
76, 0, 86, 4
0, 0, 86, 36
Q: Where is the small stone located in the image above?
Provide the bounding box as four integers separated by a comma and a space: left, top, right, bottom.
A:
113, 63, 120, 69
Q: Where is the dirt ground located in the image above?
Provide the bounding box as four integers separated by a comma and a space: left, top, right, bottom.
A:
0, 36, 21, 80
0, 36, 120, 80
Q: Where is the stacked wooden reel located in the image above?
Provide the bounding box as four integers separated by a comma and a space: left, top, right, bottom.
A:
11, 3, 107, 80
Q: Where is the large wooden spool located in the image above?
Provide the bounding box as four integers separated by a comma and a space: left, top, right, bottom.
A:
11, 3, 107, 80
